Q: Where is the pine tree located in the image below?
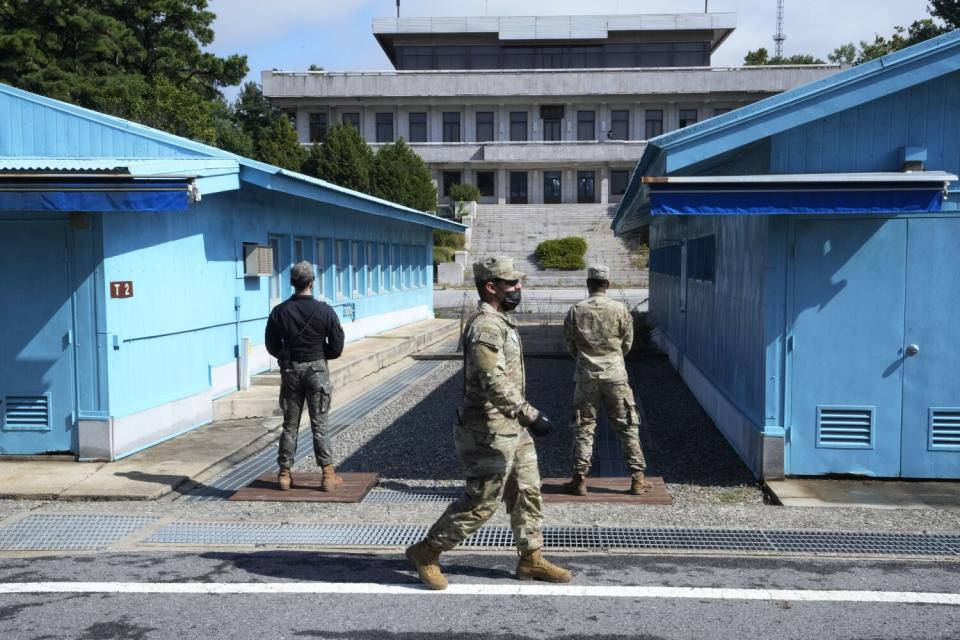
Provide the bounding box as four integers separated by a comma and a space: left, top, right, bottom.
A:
303, 124, 373, 193
371, 139, 437, 212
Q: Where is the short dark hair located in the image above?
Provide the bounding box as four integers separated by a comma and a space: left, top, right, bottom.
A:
587, 278, 608, 293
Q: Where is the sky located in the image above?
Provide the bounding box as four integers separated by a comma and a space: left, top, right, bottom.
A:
206, 0, 936, 101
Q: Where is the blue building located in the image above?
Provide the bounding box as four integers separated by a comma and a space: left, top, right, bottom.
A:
0, 84, 463, 461
613, 31, 960, 480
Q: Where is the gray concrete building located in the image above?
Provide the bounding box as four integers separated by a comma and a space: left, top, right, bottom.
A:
262, 13, 840, 208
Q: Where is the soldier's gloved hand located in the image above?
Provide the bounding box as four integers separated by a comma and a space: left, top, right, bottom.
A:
528, 412, 553, 438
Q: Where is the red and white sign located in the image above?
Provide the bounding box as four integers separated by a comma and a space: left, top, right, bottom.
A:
110, 281, 134, 298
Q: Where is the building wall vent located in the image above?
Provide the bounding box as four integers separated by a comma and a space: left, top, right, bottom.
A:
243, 244, 274, 277
816, 406, 874, 449
3, 394, 51, 432
929, 409, 960, 450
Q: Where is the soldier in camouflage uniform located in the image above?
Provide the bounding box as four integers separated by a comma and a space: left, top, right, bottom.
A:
405, 256, 572, 590
562, 265, 651, 496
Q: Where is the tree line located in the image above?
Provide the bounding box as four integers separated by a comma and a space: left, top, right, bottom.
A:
744, 0, 959, 65
0, 0, 437, 211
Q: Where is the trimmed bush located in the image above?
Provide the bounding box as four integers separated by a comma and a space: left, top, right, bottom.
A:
535, 236, 587, 270
448, 183, 480, 203
432, 229, 465, 263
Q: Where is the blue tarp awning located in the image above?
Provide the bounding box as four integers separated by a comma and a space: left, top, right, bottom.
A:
0, 179, 191, 212
643, 172, 956, 217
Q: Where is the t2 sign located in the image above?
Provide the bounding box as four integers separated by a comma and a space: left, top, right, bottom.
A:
110, 281, 134, 298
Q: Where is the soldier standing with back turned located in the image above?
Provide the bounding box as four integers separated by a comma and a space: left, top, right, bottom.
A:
562, 265, 652, 496
405, 256, 572, 590
265, 261, 345, 492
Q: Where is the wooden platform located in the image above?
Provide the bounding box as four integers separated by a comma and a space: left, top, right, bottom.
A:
228, 472, 379, 503
540, 476, 672, 504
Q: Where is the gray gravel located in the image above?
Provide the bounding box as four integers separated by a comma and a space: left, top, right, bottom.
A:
3, 351, 959, 536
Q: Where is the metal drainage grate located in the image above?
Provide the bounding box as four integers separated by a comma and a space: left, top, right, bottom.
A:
600, 528, 773, 552
363, 488, 463, 504
184, 360, 444, 502
0, 515, 155, 551
142, 523, 960, 557
147, 523, 428, 547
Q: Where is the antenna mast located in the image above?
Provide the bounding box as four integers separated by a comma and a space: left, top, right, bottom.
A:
773, 0, 786, 59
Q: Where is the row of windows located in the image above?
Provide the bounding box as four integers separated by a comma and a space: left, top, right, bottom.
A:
306, 107, 716, 144
649, 235, 716, 282
394, 42, 709, 71
270, 237, 428, 302
441, 169, 631, 203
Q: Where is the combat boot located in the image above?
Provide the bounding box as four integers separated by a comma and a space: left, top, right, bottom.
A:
320, 464, 343, 492
562, 473, 587, 496
515, 549, 572, 583
630, 471, 653, 495
405, 540, 448, 590
277, 468, 292, 491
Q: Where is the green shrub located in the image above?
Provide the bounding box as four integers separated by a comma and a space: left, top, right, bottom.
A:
535, 237, 587, 270
432, 229, 465, 263
448, 183, 481, 203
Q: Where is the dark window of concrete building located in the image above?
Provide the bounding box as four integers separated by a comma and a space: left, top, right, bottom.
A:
611, 170, 629, 196
442, 112, 461, 143
436, 46, 467, 69
543, 118, 562, 141
675, 42, 708, 66
605, 43, 636, 67
638, 43, 672, 67
443, 171, 461, 197
610, 110, 629, 140
375, 112, 394, 143
398, 46, 433, 70
309, 112, 327, 142
645, 110, 663, 139
408, 112, 427, 143
469, 46, 500, 69
577, 171, 595, 203
542, 47, 564, 68
543, 171, 562, 204
566, 46, 603, 68
502, 47, 535, 69
476, 171, 495, 197
679, 109, 698, 128
476, 111, 495, 142
510, 111, 528, 142
577, 110, 595, 141
509, 171, 528, 204
342, 112, 360, 131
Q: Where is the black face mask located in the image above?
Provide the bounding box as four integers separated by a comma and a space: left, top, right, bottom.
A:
501, 289, 522, 311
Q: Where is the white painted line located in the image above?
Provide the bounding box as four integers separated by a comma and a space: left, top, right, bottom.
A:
0, 582, 958, 604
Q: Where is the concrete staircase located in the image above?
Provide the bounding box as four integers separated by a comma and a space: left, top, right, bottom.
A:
468, 204, 647, 287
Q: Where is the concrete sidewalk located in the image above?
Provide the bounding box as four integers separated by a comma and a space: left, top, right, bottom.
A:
765, 478, 960, 509
0, 319, 458, 501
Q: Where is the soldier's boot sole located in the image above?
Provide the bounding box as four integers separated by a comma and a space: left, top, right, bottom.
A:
516, 550, 572, 583
562, 474, 587, 496
277, 469, 292, 491
405, 542, 448, 590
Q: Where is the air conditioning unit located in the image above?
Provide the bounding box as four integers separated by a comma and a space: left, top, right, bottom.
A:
243, 243, 274, 277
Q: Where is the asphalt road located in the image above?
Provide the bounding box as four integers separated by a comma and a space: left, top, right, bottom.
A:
2, 551, 958, 639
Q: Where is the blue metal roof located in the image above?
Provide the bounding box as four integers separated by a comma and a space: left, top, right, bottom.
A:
0, 83, 465, 232
613, 29, 960, 235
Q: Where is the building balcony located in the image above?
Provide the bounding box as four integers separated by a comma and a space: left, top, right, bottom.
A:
264, 65, 840, 101
351, 140, 647, 165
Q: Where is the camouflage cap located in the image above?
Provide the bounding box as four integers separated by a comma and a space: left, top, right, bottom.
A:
587, 264, 610, 281
473, 256, 525, 283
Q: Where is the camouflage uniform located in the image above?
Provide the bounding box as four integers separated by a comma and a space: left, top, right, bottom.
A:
424, 299, 545, 553
563, 282, 646, 476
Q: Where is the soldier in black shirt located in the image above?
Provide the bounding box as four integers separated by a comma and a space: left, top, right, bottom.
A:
265, 261, 345, 491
